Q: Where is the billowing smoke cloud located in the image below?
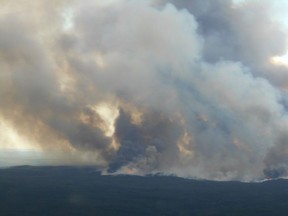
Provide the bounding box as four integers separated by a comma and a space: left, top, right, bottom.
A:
1, 0, 288, 181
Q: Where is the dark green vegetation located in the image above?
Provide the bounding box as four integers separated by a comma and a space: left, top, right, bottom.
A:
1, 166, 288, 216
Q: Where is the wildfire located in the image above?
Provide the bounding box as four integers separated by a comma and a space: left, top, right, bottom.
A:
0, 119, 37, 152
177, 131, 194, 158
94, 103, 119, 137
270, 54, 288, 67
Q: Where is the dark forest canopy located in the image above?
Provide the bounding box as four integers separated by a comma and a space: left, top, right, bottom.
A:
1, 166, 288, 216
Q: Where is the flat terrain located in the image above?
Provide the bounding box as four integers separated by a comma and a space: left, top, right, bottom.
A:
0, 166, 288, 216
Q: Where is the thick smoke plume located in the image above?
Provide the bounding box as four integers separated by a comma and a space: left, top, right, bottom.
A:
1, 0, 288, 181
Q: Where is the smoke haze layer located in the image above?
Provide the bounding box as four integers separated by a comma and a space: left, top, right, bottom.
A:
1, 0, 288, 181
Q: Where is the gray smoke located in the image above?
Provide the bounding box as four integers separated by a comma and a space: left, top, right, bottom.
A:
1, 0, 288, 181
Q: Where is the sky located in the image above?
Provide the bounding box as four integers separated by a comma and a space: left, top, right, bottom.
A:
1, 0, 288, 181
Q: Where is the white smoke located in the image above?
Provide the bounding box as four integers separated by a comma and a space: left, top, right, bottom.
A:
1, 0, 288, 181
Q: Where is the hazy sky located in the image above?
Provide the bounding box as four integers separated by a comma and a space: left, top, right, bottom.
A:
1, 0, 288, 181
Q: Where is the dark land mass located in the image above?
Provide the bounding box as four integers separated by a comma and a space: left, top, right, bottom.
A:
0, 166, 288, 216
